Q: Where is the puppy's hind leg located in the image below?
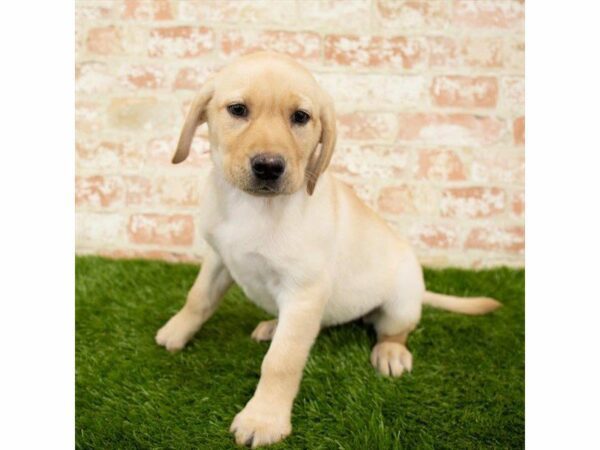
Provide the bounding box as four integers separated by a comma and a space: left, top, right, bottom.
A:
370, 265, 424, 378
251, 319, 277, 342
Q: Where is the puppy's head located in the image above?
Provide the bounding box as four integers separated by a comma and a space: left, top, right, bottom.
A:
172, 52, 336, 196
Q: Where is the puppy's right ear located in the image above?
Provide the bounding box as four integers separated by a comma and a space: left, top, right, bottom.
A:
306, 92, 336, 195
172, 78, 215, 164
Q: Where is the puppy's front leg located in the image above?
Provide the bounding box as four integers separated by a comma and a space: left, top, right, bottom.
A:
231, 286, 326, 448
156, 247, 232, 351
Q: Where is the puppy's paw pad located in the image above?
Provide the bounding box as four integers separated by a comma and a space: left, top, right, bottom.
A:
155, 310, 202, 352
370, 342, 413, 377
230, 404, 291, 448
251, 319, 277, 342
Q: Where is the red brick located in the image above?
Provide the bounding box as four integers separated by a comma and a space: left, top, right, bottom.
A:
75, 2, 114, 23
465, 226, 524, 253
428, 37, 458, 68
87, 26, 123, 55
324, 35, 427, 69
127, 214, 194, 246
178, 0, 291, 26
76, 139, 143, 170
416, 149, 467, 181
338, 112, 397, 141
148, 27, 214, 58
123, 176, 152, 206
316, 72, 426, 107
514, 116, 525, 145
409, 224, 459, 249
397, 113, 506, 146
119, 64, 167, 89
465, 38, 505, 68
299, 0, 371, 30
124, 176, 200, 207
221, 30, 320, 62
154, 177, 201, 207
173, 65, 218, 91
471, 152, 524, 185
119, 0, 173, 20
511, 190, 525, 217
377, 185, 438, 215
501, 77, 525, 112
331, 144, 410, 179
452, 0, 524, 29
429, 36, 503, 69
76, 176, 125, 209
375, 0, 449, 30
431, 76, 498, 108
378, 186, 416, 215
441, 187, 505, 218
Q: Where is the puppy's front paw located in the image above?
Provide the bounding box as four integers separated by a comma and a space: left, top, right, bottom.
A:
251, 319, 277, 342
370, 342, 413, 377
155, 309, 202, 352
230, 400, 291, 448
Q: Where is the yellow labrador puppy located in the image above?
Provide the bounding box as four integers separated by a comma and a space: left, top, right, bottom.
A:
156, 52, 500, 447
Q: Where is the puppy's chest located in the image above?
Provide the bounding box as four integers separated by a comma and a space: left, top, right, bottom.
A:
206, 221, 292, 315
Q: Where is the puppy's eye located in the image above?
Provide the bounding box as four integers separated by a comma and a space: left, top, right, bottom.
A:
291, 110, 310, 125
227, 103, 248, 118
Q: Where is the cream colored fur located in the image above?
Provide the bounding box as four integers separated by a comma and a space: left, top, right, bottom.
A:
155, 52, 501, 448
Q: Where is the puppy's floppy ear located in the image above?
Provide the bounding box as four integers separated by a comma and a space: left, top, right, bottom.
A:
306, 92, 337, 195
172, 78, 215, 164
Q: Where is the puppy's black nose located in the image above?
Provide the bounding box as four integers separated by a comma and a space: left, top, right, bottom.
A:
250, 154, 286, 181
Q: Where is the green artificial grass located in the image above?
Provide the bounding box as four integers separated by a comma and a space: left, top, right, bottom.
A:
76, 256, 524, 449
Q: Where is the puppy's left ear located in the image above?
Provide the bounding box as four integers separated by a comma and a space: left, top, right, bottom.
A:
172, 77, 215, 164
306, 92, 337, 195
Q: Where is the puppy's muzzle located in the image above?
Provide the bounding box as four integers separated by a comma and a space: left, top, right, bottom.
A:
251, 153, 286, 182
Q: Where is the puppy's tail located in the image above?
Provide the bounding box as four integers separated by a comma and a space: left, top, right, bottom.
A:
423, 291, 501, 315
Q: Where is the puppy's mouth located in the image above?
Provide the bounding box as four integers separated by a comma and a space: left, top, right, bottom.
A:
244, 182, 283, 197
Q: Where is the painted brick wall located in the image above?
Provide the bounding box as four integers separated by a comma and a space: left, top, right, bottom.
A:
75, 0, 525, 268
